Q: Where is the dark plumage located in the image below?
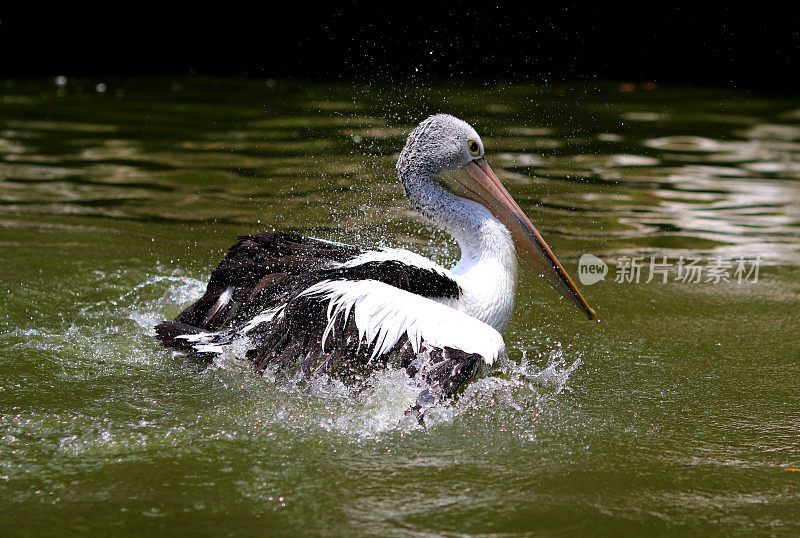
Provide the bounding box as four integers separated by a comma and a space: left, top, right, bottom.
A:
169, 232, 362, 330
155, 232, 475, 420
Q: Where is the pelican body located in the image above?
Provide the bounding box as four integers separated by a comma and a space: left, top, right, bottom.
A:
156, 115, 595, 416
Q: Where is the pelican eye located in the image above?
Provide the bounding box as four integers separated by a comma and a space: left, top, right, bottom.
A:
468, 139, 481, 156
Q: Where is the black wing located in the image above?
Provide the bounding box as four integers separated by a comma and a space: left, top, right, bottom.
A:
167, 231, 362, 331
157, 231, 461, 339
155, 231, 481, 422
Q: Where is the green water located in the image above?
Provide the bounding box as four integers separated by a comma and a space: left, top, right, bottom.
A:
1, 78, 799, 535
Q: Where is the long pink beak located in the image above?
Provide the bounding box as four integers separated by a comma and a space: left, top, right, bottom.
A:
452, 159, 597, 320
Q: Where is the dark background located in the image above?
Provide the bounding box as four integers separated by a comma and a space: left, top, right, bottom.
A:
2, 4, 799, 87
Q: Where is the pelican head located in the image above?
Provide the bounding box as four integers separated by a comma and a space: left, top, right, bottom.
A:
397, 114, 596, 321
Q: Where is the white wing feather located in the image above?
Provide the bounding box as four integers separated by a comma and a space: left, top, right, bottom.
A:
299, 279, 505, 365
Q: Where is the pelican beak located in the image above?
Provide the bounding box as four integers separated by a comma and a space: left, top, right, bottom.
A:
442, 159, 597, 320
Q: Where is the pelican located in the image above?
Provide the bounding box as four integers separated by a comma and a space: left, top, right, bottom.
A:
156, 114, 595, 417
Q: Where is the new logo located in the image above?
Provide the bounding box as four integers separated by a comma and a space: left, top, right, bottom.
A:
578, 254, 608, 285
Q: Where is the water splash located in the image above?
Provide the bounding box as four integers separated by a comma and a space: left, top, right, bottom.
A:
41, 272, 586, 441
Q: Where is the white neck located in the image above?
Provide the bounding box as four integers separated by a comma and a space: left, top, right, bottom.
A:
404, 177, 519, 331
